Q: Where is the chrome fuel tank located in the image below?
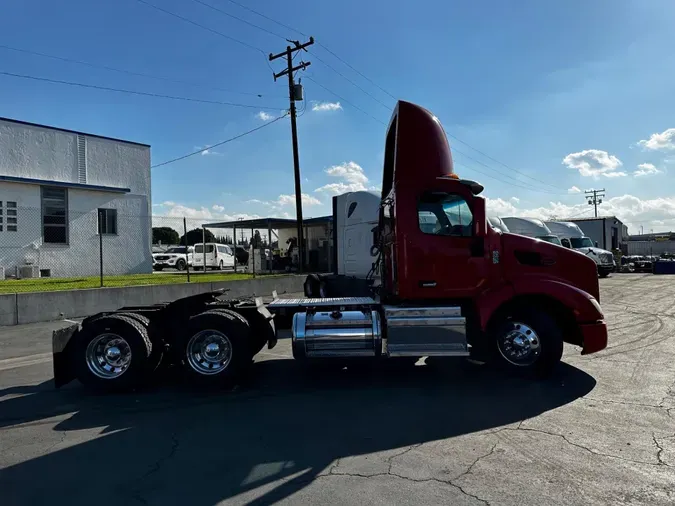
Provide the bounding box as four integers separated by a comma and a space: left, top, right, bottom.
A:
292, 310, 382, 358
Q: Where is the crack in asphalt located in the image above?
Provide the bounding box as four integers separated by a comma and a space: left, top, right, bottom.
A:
324, 442, 495, 505
653, 435, 667, 466
582, 396, 671, 411
318, 470, 490, 505
506, 427, 670, 467
128, 433, 180, 505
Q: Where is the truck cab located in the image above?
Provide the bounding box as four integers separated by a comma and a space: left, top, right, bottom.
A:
500, 217, 562, 246
52, 100, 608, 393
544, 221, 615, 278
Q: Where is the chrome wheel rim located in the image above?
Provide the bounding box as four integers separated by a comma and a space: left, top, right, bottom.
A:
86, 333, 132, 379
497, 322, 541, 366
186, 329, 232, 375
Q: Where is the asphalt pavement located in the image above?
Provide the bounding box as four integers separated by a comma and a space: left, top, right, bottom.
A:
0, 274, 674, 505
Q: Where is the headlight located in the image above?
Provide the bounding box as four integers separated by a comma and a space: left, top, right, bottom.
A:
589, 297, 604, 318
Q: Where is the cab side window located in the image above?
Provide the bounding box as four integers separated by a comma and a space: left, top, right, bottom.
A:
418, 192, 473, 237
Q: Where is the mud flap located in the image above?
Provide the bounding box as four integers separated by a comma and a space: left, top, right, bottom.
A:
52, 324, 80, 388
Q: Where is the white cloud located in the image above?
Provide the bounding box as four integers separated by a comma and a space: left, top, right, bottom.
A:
486, 193, 675, 234
212, 204, 225, 212
633, 163, 662, 177
312, 101, 342, 112
568, 186, 582, 193
562, 149, 625, 178
315, 161, 373, 195
256, 111, 274, 121
510, 196, 520, 204
638, 128, 675, 151
277, 193, 322, 206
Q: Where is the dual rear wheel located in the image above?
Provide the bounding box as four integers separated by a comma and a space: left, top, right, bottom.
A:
73, 309, 254, 392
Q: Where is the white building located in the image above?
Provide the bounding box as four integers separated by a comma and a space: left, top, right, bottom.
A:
566, 216, 628, 252
0, 117, 152, 278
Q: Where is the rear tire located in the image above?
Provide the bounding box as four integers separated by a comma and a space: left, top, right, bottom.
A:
489, 307, 563, 378
304, 274, 327, 298
176, 259, 186, 271
73, 313, 154, 392
181, 309, 251, 385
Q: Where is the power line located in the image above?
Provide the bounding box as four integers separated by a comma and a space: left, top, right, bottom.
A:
304, 76, 387, 125
135, 0, 265, 54
308, 51, 391, 110
0, 70, 283, 109
219, 0, 397, 102
188, 0, 288, 40
452, 148, 568, 195
222, 0, 306, 37
184, 0, 572, 194
446, 133, 568, 191
0, 44, 281, 99
152, 113, 288, 168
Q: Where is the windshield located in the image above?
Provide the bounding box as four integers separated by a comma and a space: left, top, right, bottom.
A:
570, 237, 594, 248
194, 245, 214, 253
166, 247, 186, 254
537, 235, 562, 246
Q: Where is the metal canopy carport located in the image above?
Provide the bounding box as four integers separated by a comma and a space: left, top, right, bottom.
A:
201, 216, 331, 272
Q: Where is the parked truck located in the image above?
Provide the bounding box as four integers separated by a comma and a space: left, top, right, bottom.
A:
500, 217, 562, 246
52, 101, 608, 392
544, 221, 615, 277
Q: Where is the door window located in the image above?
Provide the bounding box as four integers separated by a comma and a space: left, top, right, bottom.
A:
418, 193, 473, 237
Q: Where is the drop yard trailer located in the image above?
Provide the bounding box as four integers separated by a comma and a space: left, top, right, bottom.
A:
52, 101, 609, 391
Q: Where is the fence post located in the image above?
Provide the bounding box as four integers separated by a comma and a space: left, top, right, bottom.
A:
98, 209, 104, 288
202, 226, 207, 274
183, 217, 191, 283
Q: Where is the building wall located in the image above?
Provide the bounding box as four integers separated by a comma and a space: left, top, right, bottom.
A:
0, 120, 152, 278
570, 217, 628, 251
0, 183, 152, 277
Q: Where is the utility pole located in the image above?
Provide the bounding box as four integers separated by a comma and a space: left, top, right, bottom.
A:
585, 189, 605, 218
269, 37, 314, 272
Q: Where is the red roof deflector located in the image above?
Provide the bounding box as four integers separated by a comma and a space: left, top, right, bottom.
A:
381, 101, 455, 200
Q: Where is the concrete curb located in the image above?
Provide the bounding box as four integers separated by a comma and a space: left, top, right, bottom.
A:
1, 275, 304, 326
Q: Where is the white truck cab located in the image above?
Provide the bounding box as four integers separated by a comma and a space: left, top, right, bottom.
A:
544, 221, 615, 277
488, 216, 510, 234
500, 217, 562, 246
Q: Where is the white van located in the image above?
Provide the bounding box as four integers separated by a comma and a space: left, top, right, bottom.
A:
501, 217, 562, 246
192, 243, 235, 270
544, 221, 615, 277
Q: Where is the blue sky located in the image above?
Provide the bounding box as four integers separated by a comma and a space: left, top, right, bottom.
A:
2, 0, 675, 232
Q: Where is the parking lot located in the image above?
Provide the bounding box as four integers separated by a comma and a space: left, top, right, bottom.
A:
0, 274, 674, 505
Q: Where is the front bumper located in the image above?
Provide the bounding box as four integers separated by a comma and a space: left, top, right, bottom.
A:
580, 320, 608, 355
598, 264, 614, 275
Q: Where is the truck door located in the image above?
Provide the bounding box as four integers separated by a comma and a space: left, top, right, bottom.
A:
410, 191, 486, 298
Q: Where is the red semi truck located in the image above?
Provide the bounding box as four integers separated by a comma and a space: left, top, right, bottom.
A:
52, 101, 608, 391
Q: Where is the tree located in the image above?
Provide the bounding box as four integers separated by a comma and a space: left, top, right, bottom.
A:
152, 227, 179, 245
180, 228, 215, 246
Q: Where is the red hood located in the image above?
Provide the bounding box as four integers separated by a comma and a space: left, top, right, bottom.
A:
500, 233, 600, 300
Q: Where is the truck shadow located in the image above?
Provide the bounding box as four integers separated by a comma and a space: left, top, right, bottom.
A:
0, 359, 596, 506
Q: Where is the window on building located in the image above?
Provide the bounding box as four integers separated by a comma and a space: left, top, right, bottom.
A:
418, 192, 473, 237
6, 201, 17, 232
42, 187, 68, 244
98, 209, 118, 235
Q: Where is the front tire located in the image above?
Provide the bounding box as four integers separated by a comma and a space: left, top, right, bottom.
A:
490, 308, 563, 377
219, 260, 224, 271
181, 309, 250, 384
73, 313, 154, 391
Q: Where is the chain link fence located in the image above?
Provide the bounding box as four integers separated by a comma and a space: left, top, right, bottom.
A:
0, 206, 266, 294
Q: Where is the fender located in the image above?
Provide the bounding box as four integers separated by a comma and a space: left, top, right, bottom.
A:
512, 278, 603, 322
476, 278, 603, 331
